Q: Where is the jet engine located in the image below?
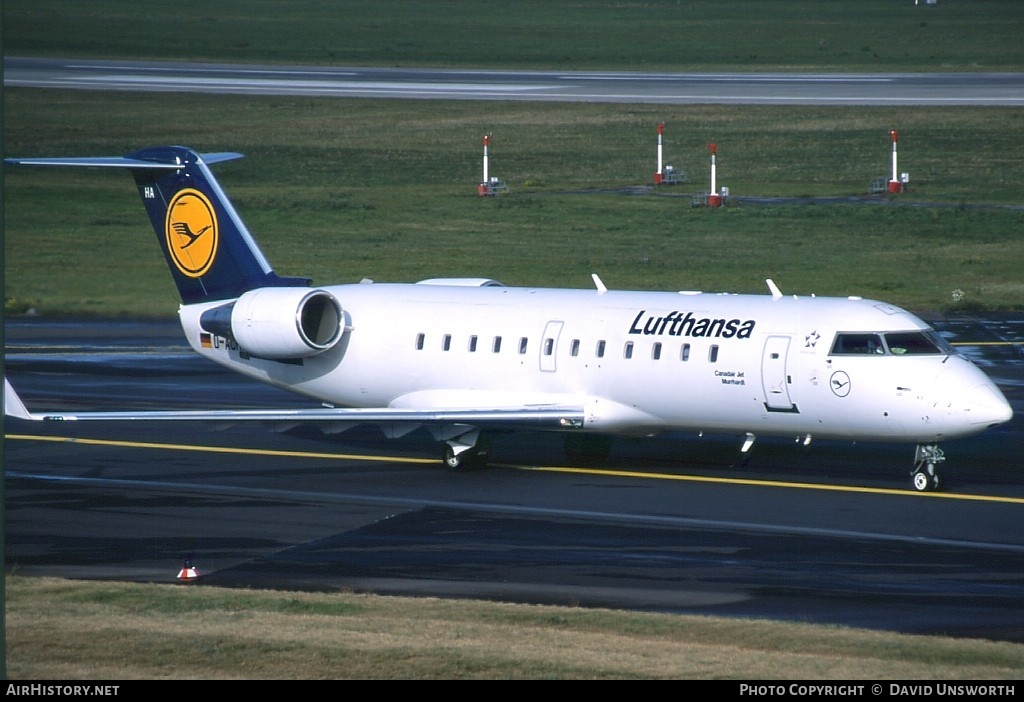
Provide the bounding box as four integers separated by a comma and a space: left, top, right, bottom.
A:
199, 287, 344, 359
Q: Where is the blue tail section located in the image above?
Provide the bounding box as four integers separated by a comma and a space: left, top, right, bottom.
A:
5, 146, 310, 304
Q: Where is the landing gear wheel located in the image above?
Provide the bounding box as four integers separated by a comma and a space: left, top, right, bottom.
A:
912, 444, 945, 492
912, 470, 941, 492
913, 470, 931, 492
444, 445, 464, 470
443, 435, 490, 471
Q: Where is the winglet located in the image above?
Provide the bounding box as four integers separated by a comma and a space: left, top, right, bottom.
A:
766, 278, 783, 300
4, 378, 37, 420
592, 273, 607, 295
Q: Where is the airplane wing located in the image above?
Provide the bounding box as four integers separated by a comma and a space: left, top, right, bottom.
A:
4, 378, 585, 430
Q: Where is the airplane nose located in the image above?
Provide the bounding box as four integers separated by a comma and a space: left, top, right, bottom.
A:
962, 381, 1014, 427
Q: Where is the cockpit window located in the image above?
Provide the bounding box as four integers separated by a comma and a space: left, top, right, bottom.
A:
884, 331, 954, 355
830, 330, 954, 356
830, 333, 885, 355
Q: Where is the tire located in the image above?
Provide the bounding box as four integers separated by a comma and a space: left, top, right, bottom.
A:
913, 470, 932, 492
444, 445, 463, 470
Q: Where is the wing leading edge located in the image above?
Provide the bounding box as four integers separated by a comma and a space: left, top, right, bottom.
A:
4, 378, 584, 429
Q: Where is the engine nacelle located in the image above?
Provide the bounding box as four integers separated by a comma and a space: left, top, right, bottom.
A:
200, 287, 344, 359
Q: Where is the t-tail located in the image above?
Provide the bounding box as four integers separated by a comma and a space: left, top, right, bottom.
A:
5, 146, 310, 304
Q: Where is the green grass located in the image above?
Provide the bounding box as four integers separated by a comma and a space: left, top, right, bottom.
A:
6, 576, 1023, 679
6, 91, 1024, 315
5, 0, 1024, 71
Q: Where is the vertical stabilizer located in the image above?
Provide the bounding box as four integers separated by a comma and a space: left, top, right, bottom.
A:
5, 146, 310, 304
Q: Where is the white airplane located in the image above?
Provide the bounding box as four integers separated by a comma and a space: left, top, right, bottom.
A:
3, 146, 1014, 492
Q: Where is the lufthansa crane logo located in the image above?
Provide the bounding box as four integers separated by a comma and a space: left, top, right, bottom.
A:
165, 188, 218, 278
829, 370, 851, 398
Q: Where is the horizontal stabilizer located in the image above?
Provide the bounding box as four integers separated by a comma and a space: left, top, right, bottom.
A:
4, 152, 243, 169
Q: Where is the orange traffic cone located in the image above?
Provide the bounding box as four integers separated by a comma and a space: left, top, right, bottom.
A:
177, 558, 199, 581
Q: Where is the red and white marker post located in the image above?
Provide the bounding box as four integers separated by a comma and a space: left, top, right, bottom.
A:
654, 123, 665, 184
477, 135, 491, 197
888, 130, 902, 194
707, 143, 722, 207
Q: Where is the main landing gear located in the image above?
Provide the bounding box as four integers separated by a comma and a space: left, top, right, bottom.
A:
443, 430, 490, 470
443, 443, 468, 469
912, 444, 945, 492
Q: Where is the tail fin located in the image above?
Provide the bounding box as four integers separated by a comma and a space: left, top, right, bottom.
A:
5, 146, 310, 304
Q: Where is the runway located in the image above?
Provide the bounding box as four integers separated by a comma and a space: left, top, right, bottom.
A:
6, 57, 1024, 105
5, 317, 1024, 642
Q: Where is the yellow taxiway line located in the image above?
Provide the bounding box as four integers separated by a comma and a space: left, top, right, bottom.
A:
9, 432, 1024, 505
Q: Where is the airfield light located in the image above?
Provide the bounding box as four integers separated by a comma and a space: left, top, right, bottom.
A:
177, 558, 199, 581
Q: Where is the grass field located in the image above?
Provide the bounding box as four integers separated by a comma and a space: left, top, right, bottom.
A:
5, 0, 1024, 71
6, 90, 1024, 315
4, 0, 1024, 681
6, 576, 1024, 680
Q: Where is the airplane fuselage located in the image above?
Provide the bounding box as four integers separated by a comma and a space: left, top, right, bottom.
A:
179, 281, 1011, 445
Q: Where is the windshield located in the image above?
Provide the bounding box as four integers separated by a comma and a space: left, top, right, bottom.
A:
830, 330, 954, 356
884, 330, 954, 355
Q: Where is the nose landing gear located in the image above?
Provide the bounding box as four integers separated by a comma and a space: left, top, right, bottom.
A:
912, 444, 945, 492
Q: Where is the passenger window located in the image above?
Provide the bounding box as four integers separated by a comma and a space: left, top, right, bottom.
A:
442, 334, 451, 351
624, 341, 634, 359
708, 345, 719, 363
519, 337, 528, 354
652, 342, 662, 360
493, 336, 502, 353
415, 333, 425, 350
544, 338, 554, 356
596, 340, 606, 358
680, 343, 690, 361
570, 339, 580, 357
468, 335, 478, 352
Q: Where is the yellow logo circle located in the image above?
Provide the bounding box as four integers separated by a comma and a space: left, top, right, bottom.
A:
165, 188, 218, 278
